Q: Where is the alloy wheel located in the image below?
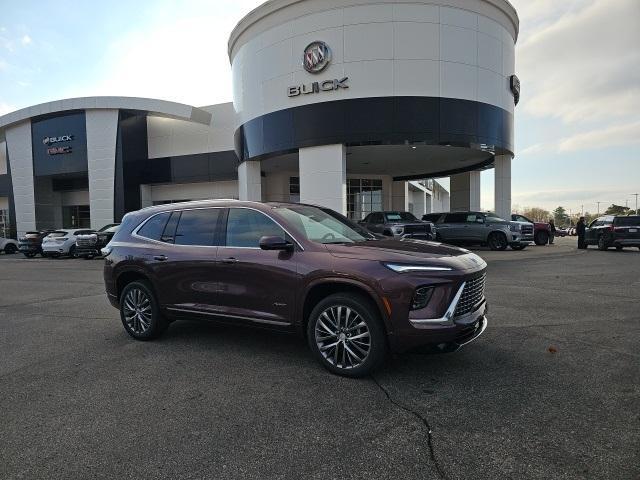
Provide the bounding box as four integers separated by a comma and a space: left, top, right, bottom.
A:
123, 288, 152, 334
315, 305, 371, 369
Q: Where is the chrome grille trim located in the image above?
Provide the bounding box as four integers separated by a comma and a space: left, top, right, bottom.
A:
454, 272, 486, 317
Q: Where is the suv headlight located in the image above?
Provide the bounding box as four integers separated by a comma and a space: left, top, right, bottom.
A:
383, 263, 453, 273
395, 227, 404, 234
509, 224, 520, 232
411, 286, 434, 310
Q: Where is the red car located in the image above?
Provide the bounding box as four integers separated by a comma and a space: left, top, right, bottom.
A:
511, 214, 552, 245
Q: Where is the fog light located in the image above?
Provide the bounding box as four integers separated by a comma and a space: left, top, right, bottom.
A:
411, 287, 434, 310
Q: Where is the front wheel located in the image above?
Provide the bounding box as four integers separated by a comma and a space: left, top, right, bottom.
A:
597, 235, 609, 251
307, 293, 386, 378
4, 244, 17, 254
488, 232, 508, 251
120, 281, 168, 340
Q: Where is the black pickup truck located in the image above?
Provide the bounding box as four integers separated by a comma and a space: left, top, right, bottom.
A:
358, 211, 435, 240
585, 215, 640, 250
75, 223, 120, 259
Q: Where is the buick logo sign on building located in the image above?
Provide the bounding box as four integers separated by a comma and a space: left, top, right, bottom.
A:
303, 41, 331, 73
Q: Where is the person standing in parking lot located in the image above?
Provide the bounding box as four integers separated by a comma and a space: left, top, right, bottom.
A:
576, 217, 586, 249
549, 219, 556, 244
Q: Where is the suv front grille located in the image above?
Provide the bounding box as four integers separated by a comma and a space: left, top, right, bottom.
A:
454, 272, 486, 317
521, 225, 533, 235
76, 236, 97, 247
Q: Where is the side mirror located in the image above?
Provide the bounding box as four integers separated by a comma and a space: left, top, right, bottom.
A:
259, 235, 294, 251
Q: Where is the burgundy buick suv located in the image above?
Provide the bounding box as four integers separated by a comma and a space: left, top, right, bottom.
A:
103, 200, 488, 377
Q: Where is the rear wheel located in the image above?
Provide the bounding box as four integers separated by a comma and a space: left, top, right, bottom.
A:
488, 232, 508, 251
535, 231, 549, 245
307, 293, 386, 377
68, 245, 77, 258
4, 244, 17, 254
120, 281, 168, 340
598, 235, 609, 251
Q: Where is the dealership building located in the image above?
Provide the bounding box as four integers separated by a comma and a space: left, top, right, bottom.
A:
0, 0, 518, 238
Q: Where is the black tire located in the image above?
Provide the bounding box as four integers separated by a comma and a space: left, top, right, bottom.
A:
23, 252, 35, 258
120, 280, 168, 340
616, 246, 623, 251
82, 255, 94, 260
534, 231, 549, 246
488, 232, 508, 251
307, 293, 386, 378
68, 245, 77, 258
511, 244, 527, 250
4, 244, 17, 254
597, 235, 608, 251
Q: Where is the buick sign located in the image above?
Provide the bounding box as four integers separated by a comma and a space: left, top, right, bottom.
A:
43, 135, 73, 145
303, 41, 331, 74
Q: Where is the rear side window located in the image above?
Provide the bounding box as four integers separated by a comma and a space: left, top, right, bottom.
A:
174, 209, 223, 246
444, 213, 467, 223
226, 208, 284, 248
137, 212, 171, 241
423, 214, 441, 222
614, 216, 640, 226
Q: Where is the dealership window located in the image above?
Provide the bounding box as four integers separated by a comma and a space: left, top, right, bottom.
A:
347, 179, 383, 220
62, 205, 90, 229
289, 177, 300, 203
0, 209, 9, 238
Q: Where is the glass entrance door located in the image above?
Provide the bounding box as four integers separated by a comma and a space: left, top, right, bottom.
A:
62, 205, 90, 228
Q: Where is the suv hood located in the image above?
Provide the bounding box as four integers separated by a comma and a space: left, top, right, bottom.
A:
325, 239, 486, 271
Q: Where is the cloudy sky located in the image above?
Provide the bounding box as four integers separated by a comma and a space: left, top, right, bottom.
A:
1, 0, 638, 213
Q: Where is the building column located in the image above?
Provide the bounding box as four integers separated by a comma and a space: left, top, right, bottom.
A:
86, 109, 119, 229
391, 181, 409, 211
299, 144, 346, 214
450, 171, 481, 211
494, 155, 512, 220
238, 160, 262, 201
6, 121, 36, 237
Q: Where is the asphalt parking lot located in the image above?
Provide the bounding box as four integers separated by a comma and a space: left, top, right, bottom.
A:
1, 238, 638, 480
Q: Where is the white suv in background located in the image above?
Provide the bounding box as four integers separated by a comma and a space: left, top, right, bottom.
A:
42, 229, 94, 258
0, 237, 19, 254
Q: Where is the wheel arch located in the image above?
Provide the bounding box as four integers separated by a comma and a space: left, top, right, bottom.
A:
299, 279, 391, 339
116, 269, 153, 302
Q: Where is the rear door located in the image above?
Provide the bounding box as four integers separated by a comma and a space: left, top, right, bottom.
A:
142, 208, 224, 312
438, 213, 467, 241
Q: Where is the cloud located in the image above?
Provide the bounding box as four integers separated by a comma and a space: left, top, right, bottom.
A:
21, 34, 31, 46
558, 121, 640, 152
518, 143, 544, 155
515, 0, 640, 125
68, 0, 265, 107
0, 101, 16, 116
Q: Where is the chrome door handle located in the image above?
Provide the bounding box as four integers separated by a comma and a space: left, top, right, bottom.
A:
153, 255, 168, 261
220, 257, 238, 264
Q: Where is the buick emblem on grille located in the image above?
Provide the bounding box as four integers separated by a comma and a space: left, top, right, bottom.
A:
303, 41, 331, 74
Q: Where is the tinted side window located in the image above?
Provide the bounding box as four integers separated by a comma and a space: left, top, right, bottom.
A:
137, 212, 171, 241
174, 209, 223, 246
444, 213, 466, 223
423, 214, 441, 222
226, 208, 284, 248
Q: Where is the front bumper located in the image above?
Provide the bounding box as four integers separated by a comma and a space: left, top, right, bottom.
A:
75, 245, 100, 256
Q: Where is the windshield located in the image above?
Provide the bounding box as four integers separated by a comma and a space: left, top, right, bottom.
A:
485, 213, 506, 222
385, 212, 417, 222
275, 205, 369, 244
48, 231, 68, 238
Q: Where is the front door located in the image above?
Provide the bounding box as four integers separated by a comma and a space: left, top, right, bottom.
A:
438, 213, 467, 241
215, 207, 299, 327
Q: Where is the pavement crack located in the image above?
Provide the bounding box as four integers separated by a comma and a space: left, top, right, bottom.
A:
371, 374, 451, 480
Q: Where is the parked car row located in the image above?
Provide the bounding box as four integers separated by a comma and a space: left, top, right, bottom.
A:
3, 224, 121, 258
